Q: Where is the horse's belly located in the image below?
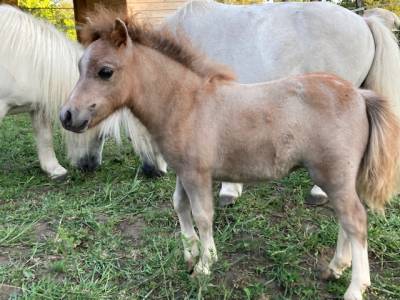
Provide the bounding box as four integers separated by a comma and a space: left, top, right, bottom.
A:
0, 66, 18, 99
0, 65, 39, 114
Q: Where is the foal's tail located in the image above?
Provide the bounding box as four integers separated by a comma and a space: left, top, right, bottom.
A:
357, 90, 400, 213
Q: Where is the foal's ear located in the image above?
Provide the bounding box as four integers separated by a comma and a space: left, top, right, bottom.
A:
111, 18, 131, 48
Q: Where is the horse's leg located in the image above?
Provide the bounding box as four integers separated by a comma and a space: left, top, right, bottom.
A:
320, 224, 352, 279
218, 182, 243, 206
173, 176, 200, 271
181, 174, 217, 275
0, 102, 8, 120
31, 111, 67, 180
329, 189, 370, 300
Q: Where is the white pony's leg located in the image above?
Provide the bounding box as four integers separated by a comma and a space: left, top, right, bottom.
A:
311, 185, 328, 198
305, 185, 329, 206
173, 177, 200, 270
181, 176, 217, 275
328, 224, 352, 278
218, 182, 243, 206
0, 102, 8, 120
154, 148, 168, 174
31, 111, 67, 180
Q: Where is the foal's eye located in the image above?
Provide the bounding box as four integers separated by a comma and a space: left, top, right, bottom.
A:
98, 67, 114, 80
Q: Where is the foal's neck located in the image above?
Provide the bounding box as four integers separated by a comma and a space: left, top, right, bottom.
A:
128, 44, 203, 133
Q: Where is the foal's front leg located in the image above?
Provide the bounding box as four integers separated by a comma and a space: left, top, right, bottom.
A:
180, 174, 217, 275
31, 111, 67, 180
173, 177, 200, 271
328, 224, 352, 278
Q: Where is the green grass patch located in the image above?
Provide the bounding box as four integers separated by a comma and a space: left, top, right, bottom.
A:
1, 114, 399, 299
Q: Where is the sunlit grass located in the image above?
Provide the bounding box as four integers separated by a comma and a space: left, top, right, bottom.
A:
1, 114, 399, 299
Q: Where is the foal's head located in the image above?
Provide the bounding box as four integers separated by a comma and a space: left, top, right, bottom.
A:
60, 9, 235, 133
60, 13, 135, 132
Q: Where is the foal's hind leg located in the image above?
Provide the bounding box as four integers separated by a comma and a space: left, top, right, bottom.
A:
173, 177, 200, 271
328, 189, 370, 300
31, 111, 67, 180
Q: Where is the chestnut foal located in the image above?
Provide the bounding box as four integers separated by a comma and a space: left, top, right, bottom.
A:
60, 12, 400, 300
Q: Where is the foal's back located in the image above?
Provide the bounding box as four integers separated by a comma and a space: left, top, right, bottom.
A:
208, 73, 369, 182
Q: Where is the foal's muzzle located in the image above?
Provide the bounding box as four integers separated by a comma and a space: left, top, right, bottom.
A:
60, 107, 90, 133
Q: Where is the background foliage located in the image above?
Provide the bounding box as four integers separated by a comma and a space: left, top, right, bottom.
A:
17, 0, 399, 39
364, 0, 400, 15
18, 0, 76, 39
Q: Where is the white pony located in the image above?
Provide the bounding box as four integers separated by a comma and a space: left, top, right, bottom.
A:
364, 8, 400, 30
0, 5, 124, 178
128, 0, 400, 206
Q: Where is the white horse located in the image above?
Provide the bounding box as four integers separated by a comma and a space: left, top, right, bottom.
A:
364, 8, 400, 30
0, 5, 129, 178
129, 0, 400, 205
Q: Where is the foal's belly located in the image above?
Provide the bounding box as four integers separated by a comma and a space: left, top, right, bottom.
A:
212, 153, 297, 183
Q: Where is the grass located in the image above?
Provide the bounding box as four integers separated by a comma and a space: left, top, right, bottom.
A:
0, 114, 399, 300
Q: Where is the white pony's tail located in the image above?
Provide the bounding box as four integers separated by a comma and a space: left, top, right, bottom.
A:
393, 12, 400, 29
363, 16, 400, 117
100, 109, 167, 172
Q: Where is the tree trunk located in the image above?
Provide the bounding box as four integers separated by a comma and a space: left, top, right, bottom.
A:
0, 0, 18, 5
355, 0, 363, 8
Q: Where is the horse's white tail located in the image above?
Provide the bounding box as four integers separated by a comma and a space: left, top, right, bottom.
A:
357, 90, 400, 214
394, 13, 400, 29
363, 16, 400, 117
100, 108, 167, 172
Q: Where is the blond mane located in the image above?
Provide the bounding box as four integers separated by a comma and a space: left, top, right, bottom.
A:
80, 7, 236, 82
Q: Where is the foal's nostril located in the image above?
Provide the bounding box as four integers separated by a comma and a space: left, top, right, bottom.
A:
81, 119, 89, 128
65, 110, 72, 123
61, 109, 73, 127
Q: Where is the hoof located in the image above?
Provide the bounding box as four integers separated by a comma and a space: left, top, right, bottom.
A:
305, 194, 328, 206
50, 172, 68, 182
77, 155, 100, 172
141, 162, 166, 178
218, 195, 236, 207
192, 262, 211, 277
185, 250, 200, 274
344, 288, 363, 300
49, 167, 68, 181
317, 266, 336, 281
317, 261, 339, 281
187, 259, 196, 274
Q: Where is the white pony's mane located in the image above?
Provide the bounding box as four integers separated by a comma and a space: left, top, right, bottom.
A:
0, 5, 82, 122
0, 5, 139, 162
